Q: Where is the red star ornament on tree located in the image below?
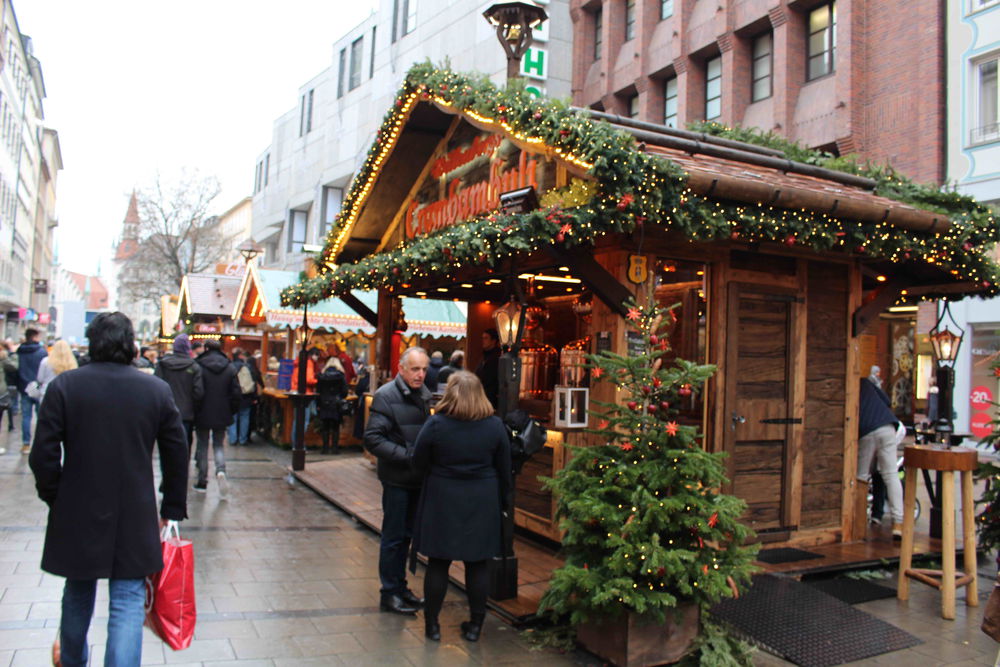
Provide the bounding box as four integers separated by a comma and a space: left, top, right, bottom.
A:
619, 442, 634, 451
665, 421, 679, 436
626, 307, 642, 321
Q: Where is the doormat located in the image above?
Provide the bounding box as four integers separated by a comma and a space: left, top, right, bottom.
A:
804, 577, 897, 605
711, 575, 920, 667
756, 547, 825, 564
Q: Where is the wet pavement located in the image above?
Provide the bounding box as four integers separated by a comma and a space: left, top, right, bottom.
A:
0, 413, 996, 665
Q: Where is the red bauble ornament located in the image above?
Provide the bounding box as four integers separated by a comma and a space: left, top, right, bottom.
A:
730, 229, 741, 240
442, 247, 451, 257
617, 194, 634, 211
678, 384, 692, 397
560, 129, 570, 136
555, 232, 565, 243
660, 401, 671, 411
653, 378, 662, 388
855, 245, 866, 254
647, 404, 658, 413
657, 567, 665, 577
649, 334, 659, 345
641, 385, 652, 394
784, 234, 796, 246
963, 242, 973, 251
627, 401, 638, 411
392, 267, 401, 276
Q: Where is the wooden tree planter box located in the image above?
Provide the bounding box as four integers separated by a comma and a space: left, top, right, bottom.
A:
577, 603, 700, 667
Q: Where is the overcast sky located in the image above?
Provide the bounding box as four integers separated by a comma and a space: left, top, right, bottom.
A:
15, 0, 379, 277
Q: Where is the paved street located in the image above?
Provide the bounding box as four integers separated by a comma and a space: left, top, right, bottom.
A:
0, 414, 997, 665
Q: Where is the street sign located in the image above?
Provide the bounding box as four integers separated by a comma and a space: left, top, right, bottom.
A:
33, 279, 48, 294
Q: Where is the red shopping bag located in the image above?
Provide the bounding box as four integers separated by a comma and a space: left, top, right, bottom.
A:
144, 522, 196, 650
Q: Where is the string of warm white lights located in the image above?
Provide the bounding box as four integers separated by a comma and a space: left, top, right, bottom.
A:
281, 63, 1000, 308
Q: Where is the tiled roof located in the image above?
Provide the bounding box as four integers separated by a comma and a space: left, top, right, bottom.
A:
181, 273, 243, 316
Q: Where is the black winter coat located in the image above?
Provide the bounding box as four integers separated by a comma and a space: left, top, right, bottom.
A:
475, 347, 501, 407
194, 350, 240, 429
155, 353, 204, 421
29, 362, 188, 579
364, 375, 431, 488
16, 341, 47, 391
859, 379, 898, 438
316, 368, 348, 421
232, 359, 257, 409
424, 358, 444, 391
410, 414, 511, 562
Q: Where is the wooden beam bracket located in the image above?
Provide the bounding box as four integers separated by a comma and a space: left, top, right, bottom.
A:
852, 276, 909, 336
546, 246, 632, 319
340, 292, 379, 328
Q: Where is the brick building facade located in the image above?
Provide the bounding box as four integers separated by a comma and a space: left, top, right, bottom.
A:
570, 0, 945, 184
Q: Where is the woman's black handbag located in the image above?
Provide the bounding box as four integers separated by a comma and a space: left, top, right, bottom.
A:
504, 409, 547, 474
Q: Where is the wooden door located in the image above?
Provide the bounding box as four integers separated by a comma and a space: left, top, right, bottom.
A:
724, 283, 804, 536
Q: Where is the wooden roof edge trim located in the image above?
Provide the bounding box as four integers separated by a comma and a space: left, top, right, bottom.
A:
685, 171, 950, 234
627, 125, 877, 191
905, 281, 984, 297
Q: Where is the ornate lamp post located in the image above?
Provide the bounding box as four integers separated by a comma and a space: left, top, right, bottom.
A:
929, 301, 964, 442
237, 238, 264, 264
483, 1, 548, 81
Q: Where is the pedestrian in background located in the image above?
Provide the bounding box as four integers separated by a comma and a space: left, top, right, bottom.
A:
408, 371, 511, 642
435, 350, 464, 392
0, 347, 16, 452
364, 347, 430, 615
424, 350, 444, 391
316, 357, 348, 454
191, 339, 205, 358
228, 348, 255, 446
34, 340, 78, 403
16, 328, 47, 453
475, 329, 501, 408
858, 377, 905, 538
29, 312, 188, 667
246, 352, 265, 440
193, 339, 239, 497
3, 339, 18, 431
133, 346, 156, 372
155, 334, 204, 456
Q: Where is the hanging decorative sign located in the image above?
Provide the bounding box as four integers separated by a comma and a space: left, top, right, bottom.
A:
402, 122, 556, 239
627, 255, 648, 284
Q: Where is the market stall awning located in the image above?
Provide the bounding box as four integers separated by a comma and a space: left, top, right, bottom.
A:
179, 273, 244, 318
235, 264, 465, 338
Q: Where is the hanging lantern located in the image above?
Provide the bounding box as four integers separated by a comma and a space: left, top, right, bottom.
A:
493, 297, 526, 349
929, 301, 964, 366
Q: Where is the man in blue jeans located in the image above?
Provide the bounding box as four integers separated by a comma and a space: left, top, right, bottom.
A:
30, 313, 188, 666
364, 347, 431, 615
15, 327, 46, 453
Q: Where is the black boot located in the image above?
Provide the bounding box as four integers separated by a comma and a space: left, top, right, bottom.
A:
461, 613, 485, 642
380, 593, 419, 615
424, 615, 441, 641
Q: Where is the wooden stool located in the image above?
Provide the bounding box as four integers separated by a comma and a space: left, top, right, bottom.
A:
897, 444, 979, 620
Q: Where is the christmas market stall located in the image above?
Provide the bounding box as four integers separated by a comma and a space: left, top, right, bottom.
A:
282, 64, 1000, 550
232, 263, 465, 448
175, 271, 250, 351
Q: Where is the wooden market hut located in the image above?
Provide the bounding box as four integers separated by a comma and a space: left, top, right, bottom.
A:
176, 272, 247, 350
283, 65, 999, 548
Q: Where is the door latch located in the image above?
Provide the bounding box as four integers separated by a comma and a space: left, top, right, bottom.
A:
731, 411, 746, 431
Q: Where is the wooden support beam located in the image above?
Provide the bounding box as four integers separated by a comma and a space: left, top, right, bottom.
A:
852, 276, 907, 336
339, 292, 379, 328
547, 246, 632, 319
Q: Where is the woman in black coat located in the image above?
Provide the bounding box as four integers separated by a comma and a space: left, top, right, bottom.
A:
408, 370, 511, 643
316, 357, 348, 454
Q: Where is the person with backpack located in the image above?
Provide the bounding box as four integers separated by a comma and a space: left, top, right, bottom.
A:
316, 357, 348, 454
229, 348, 257, 447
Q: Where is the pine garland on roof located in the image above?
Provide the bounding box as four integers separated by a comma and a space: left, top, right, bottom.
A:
281, 63, 1000, 307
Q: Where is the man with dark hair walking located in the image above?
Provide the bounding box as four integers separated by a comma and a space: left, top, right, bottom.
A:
16, 327, 47, 453
30, 312, 188, 666
155, 333, 204, 456
194, 339, 240, 497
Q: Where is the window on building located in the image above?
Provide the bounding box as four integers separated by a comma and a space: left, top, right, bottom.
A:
337, 48, 346, 98
807, 3, 836, 80
663, 77, 678, 128
305, 89, 314, 133
288, 210, 308, 254
971, 0, 1000, 13
254, 162, 262, 194
299, 90, 314, 136
627, 94, 640, 119
661, 0, 674, 19
625, 0, 636, 41
320, 187, 343, 241
594, 9, 603, 60
264, 153, 270, 186
752, 33, 773, 102
973, 56, 999, 144
705, 57, 722, 120
370, 26, 377, 78
350, 37, 364, 90
393, 0, 416, 40
404, 0, 417, 35
298, 94, 306, 137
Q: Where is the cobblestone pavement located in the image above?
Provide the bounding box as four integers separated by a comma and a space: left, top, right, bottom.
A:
0, 415, 997, 665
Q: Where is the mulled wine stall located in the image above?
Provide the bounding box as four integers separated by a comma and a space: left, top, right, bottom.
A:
284, 65, 998, 555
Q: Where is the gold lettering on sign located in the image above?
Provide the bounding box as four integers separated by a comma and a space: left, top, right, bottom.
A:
405, 147, 540, 237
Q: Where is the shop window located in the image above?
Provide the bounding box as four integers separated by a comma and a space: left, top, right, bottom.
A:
654, 259, 708, 424
968, 326, 1000, 439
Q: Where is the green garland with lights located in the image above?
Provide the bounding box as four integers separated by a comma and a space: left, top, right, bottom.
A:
281, 63, 1000, 307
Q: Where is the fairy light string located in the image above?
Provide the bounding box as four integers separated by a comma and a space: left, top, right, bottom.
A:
280, 63, 1000, 308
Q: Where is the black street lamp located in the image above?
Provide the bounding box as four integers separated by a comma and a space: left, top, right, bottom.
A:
291, 303, 311, 471
929, 300, 965, 442
483, 1, 548, 81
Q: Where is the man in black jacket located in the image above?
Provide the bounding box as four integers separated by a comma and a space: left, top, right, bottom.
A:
194, 339, 240, 497
155, 333, 204, 456
364, 347, 431, 615
475, 329, 501, 407
30, 312, 188, 665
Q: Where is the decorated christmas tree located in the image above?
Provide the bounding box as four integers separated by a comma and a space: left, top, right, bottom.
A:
974, 360, 1000, 563
536, 297, 757, 664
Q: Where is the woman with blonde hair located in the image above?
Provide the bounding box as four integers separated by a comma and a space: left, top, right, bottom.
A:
408, 370, 511, 643
34, 340, 77, 402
